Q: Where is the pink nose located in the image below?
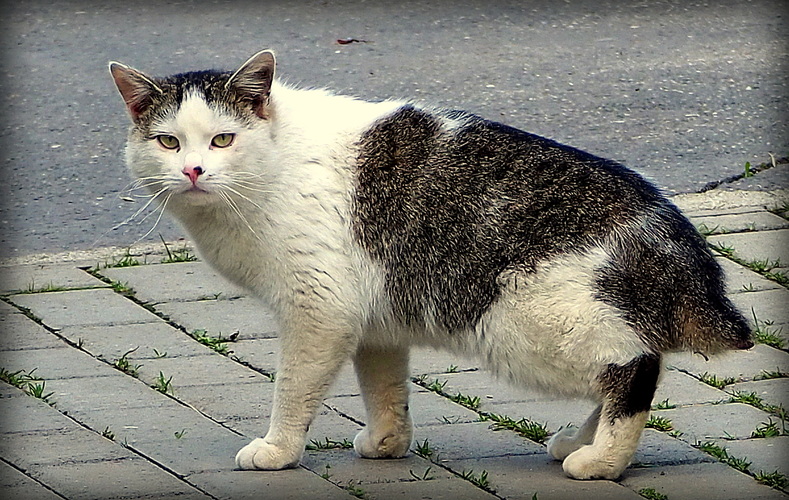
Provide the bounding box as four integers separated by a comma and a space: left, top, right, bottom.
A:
182, 165, 204, 185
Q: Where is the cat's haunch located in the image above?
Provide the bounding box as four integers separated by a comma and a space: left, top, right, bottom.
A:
111, 49, 752, 480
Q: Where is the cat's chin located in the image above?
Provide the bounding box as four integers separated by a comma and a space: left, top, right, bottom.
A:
173, 188, 219, 206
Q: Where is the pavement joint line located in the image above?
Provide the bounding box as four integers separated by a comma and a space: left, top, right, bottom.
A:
696, 155, 789, 193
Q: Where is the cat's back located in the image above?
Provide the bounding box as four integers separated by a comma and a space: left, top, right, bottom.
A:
351, 104, 750, 353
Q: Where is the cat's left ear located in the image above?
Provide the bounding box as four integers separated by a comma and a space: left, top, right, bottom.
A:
226, 50, 276, 119
109, 62, 163, 123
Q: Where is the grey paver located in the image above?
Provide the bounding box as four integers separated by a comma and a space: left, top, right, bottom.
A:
730, 288, 789, 326
619, 462, 787, 500
9, 288, 161, 329
187, 467, 353, 500
58, 322, 211, 360
440, 454, 643, 500
412, 421, 544, 461
728, 377, 789, 409
689, 211, 789, 235
632, 429, 716, 467
655, 403, 772, 442
665, 345, 789, 382
229, 337, 280, 371
484, 398, 599, 432
0, 346, 120, 380
0, 460, 63, 500
156, 297, 279, 339
717, 256, 783, 294
0, 312, 65, 351
133, 352, 268, 388
711, 436, 789, 479
708, 228, 789, 265
653, 369, 730, 406
27, 457, 211, 500
0, 264, 107, 295
99, 261, 244, 303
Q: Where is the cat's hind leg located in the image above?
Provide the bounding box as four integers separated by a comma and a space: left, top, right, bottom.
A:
546, 404, 601, 461
561, 354, 660, 480
352, 345, 413, 459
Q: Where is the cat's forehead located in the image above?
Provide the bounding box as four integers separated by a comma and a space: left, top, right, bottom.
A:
150, 86, 241, 134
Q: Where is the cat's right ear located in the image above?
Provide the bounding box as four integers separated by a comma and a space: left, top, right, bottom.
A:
109, 62, 162, 123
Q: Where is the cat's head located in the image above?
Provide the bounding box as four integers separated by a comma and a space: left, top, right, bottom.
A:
109, 50, 276, 209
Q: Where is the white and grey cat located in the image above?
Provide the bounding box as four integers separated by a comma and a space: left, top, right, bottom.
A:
110, 49, 752, 480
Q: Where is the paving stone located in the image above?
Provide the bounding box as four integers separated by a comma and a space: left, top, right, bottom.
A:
619, 461, 786, 500
0, 312, 65, 351
717, 256, 783, 294
172, 381, 275, 423
0, 300, 19, 315
127, 426, 250, 477
708, 228, 789, 266
484, 398, 599, 433
711, 436, 789, 478
156, 297, 279, 339
632, 429, 715, 467
361, 476, 498, 500
0, 346, 120, 380
0, 385, 75, 434
187, 467, 353, 500
0, 460, 62, 500
412, 421, 544, 462
436, 371, 530, 408
0, 264, 106, 295
654, 402, 771, 442
730, 288, 789, 326
411, 348, 481, 375
58, 322, 210, 360
9, 289, 161, 329
0, 427, 136, 467
728, 377, 789, 410
99, 261, 245, 303
653, 369, 730, 406
27, 456, 210, 500
134, 353, 269, 390
665, 345, 789, 382
302, 448, 454, 487
43, 373, 171, 412
326, 391, 481, 428
440, 454, 643, 500
689, 211, 789, 235
229, 337, 279, 371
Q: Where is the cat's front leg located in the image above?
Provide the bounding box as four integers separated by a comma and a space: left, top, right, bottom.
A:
235, 321, 354, 470
561, 354, 660, 480
352, 345, 413, 459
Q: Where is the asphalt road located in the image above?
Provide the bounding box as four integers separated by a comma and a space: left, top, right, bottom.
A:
1, 0, 786, 258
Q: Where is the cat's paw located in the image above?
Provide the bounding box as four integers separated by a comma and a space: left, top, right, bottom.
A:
235, 438, 302, 470
561, 445, 628, 480
353, 428, 412, 459
546, 427, 583, 461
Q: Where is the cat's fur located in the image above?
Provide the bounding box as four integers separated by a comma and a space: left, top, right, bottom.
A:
110, 49, 752, 480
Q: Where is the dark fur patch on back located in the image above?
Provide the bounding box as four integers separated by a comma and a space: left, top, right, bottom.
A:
352, 106, 666, 332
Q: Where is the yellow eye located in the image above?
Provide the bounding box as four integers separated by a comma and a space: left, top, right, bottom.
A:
211, 133, 235, 148
156, 135, 180, 150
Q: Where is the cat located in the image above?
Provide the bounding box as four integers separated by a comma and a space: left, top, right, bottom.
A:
109, 49, 752, 480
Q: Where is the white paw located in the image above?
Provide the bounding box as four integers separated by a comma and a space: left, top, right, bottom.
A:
546, 427, 582, 461
562, 445, 628, 480
235, 438, 302, 470
353, 427, 412, 459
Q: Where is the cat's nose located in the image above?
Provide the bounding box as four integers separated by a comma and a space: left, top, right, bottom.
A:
182, 165, 204, 184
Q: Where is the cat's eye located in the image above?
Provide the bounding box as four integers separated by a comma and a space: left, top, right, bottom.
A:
156, 135, 180, 150
211, 133, 235, 148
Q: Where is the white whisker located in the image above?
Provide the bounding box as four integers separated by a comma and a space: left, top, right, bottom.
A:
219, 191, 263, 242
134, 191, 173, 244
221, 185, 264, 209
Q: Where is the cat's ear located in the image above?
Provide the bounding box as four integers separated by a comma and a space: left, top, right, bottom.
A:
109, 62, 163, 123
226, 50, 276, 119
